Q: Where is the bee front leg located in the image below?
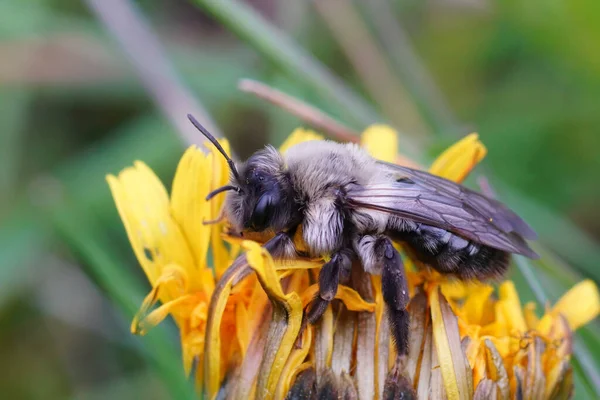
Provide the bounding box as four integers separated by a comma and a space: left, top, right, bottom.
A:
306, 248, 354, 324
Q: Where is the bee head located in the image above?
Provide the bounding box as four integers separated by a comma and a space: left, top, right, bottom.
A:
188, 114, 299, 234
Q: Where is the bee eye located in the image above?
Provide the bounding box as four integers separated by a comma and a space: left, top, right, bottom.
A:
251, 194, 275, 230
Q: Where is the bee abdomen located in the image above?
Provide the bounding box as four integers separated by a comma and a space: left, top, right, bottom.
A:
390, 224, 510, 280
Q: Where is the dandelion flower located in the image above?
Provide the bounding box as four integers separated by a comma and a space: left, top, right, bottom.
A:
108, 124, 599, 400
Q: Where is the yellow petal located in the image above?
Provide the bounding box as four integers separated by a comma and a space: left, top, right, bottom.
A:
524, 302, 540, 330
360, 124, 399, 163
130, 264, 190, 334
462, 285, 495, 326
242, 241, 303, 400
551, 279, 600, 330
275, 328, 313, 398
498, 281, 527, 333
279, 128, 324, 154
170, 146, 212, 276
203, 256, 250, 398
429, 133, 487, 183
107, 163, 195, 289
301, 284, 376, 312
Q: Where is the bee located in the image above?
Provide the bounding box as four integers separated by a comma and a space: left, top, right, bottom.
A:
188, 114, 538, 359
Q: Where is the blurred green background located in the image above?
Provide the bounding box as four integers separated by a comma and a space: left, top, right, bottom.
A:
1, 0, 599, 398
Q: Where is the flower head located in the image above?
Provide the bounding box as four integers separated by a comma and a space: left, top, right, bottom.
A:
108, 124, 599, 399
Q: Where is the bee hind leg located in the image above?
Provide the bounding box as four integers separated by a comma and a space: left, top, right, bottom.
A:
377, 237, 410, 358
306, 248, 354, 324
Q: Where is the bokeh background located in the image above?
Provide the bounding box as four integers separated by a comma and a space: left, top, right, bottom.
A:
1, 0, 599, 398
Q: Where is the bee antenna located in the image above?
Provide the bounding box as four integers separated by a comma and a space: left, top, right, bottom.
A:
206, 185, 241, 201
187, 114, 241, 181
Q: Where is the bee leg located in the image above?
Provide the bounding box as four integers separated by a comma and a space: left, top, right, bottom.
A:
306, 248, 354, 324
264, 228, 299, 261
378, 238, 410, 357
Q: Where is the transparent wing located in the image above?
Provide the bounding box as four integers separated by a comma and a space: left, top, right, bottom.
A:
347, 161, 538, 258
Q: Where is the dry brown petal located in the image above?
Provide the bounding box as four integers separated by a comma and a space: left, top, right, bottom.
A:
416, 317, 433, 400
340, 372, 359, 400
377, 309, 391, 399
548, 362, 573, 400
430, 338, 448, 400
332, 306, 357, 376
524, 337, 546, 400
544, 360, 571, 399
314, 305, 334, 389
353, 268, 377, 400
483, 339, 509, 400
228, 320, 269, 399
406, 290, 428, 384
513, 365, 525, 400
473, 379, 499, 400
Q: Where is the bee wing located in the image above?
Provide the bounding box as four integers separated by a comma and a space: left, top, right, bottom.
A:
347, 161, 538, 258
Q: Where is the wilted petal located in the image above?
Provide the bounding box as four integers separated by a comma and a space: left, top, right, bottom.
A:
415, 316, 433, 400
352, 269, 377, 400
406, 290, 428, 384
546, 362, 573, 400
473, 379, 499, 400
230, 320, 268, 399
523, 337, 546, 400
429, 133, 487, 183
243, 241, 304, 400
483, 339, 509, 399
331, 307, 356, 376
544, 360, 571, 399
430, 338, 447, 400
203, 256, 252, 397
314, 306, 334, 383
430, 288, 472, 400
361, 125, 399, 163
339, 372, 359, 399
276, 328, 313, 399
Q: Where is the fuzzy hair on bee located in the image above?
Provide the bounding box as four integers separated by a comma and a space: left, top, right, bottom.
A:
188, 114, 538, 375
